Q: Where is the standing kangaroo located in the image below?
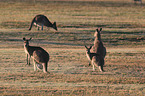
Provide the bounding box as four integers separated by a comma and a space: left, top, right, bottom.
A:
23, 37, 49, 73
91, 28, 106, 71
29, 14, 57, 31
85, 46, 104, 72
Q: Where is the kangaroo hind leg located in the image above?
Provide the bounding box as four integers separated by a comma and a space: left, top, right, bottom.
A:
98, 59, 104, 72
91, 60, 95, 71
33, 58, 37, 71
92, 56, 99, 71
42, 62, 48, 73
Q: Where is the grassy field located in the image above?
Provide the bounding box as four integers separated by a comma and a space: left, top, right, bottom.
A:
0, 0, 145, 96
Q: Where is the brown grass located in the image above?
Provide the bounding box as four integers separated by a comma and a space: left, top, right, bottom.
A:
0, 0, 145, 96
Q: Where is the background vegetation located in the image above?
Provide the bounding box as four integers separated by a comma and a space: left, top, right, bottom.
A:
0, 0, 145, 95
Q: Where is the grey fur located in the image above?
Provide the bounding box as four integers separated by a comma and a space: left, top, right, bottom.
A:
85, 46, 104, 72
91, 28, 106, 71
29, 14, 57, 31
23, 37, 49, 73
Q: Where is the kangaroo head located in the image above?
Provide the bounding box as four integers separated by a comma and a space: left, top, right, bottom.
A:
53, 22, 57, 31
23, 37, 32, 46
94, 28, 102, 38
85, 46, 92, 54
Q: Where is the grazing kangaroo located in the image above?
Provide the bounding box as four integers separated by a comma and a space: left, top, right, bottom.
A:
91, 28, 106, 71
134, 0, 142, 5
29, 14, 57, 31
23, 37, 49, 73
85, 46, 104, 72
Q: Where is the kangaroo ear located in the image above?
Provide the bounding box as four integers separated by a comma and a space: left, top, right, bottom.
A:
85, 46, 88, 49
89, 46, 92, 49
53, 22, 56, 25
29, 37, 32, 41
23, 37, 26, 41
96, 29, 99, 32
100, 28, 102, 31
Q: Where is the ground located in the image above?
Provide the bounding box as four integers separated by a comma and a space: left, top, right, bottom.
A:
0, 0, 145, 96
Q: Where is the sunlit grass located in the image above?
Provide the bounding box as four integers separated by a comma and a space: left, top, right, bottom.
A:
0, 0, 145, 95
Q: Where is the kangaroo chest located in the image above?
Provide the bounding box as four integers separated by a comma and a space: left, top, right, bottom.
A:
24, 46, 29, 54
86, 52, 91, 61
24, 46, 33, 56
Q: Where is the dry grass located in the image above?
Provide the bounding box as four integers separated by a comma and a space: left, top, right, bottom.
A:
0, 0, 145, 96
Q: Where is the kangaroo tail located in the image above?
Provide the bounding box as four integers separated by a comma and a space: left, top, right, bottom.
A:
98, 58, 104, 66
29, 17, 36, 30
98, 58, 104, 72
92, 56, 104, 72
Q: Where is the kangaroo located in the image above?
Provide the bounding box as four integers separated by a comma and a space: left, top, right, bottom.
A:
92, 28, 106, 58
29, 14, 57, 31
134, 0, 142, 5
85, 46, 104, 72
91, 28, 106, 71
23, 37, 49, 73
